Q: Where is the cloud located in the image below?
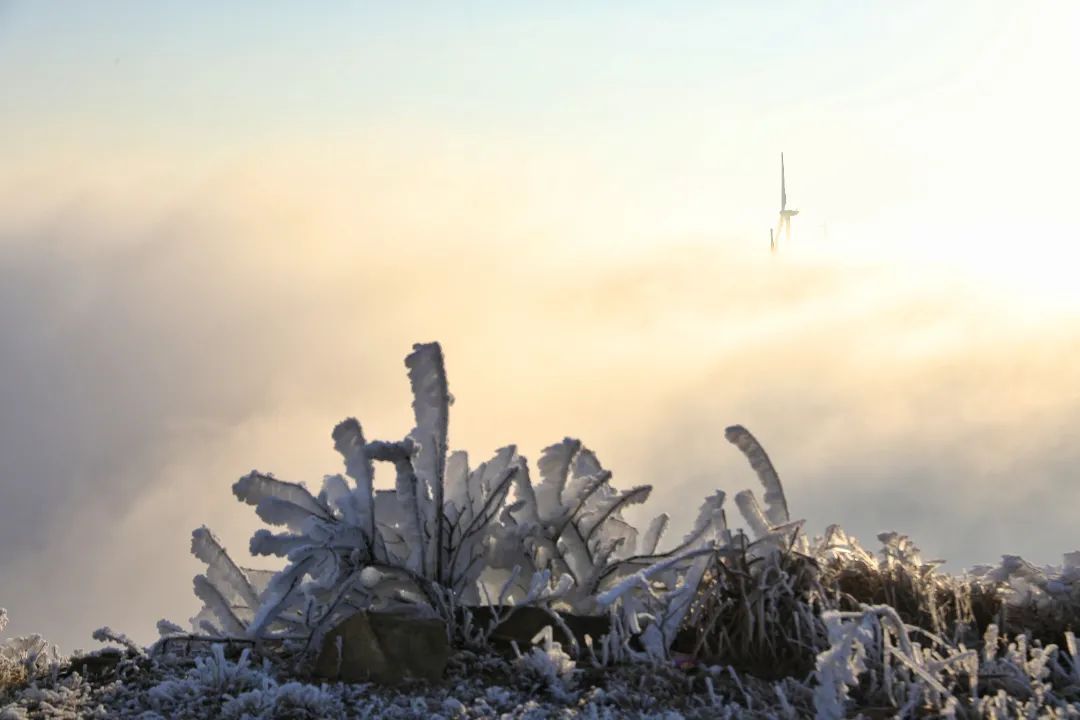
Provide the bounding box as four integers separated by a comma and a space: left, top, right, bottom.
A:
635, 280, 1080, 571
0, 209, 329, 648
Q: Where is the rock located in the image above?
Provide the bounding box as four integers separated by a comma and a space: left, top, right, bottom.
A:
67, 649, 124, 679
313, 610, 449, 685
464, 606, 609, 653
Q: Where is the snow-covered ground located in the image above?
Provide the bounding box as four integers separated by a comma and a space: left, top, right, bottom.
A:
7, 597, 1080, 719
0, 641, 794, 719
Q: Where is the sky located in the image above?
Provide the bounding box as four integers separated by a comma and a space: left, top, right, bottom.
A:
1, 2, 1079, 652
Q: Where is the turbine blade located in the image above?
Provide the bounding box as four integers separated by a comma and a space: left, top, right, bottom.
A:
780, 153, 787, 211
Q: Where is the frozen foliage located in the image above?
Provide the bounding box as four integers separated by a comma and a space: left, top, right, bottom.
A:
11, 621, 1080, 719
208, 343, 533, 644
140, 644, 347, 719
723, 425, 789, 528
178, 341, 729, 662
807, 604, 1080, 718
182, 526, 286, 640
0, 639, 813, 718
490, 437, 728, 638
968, 552, 1080, 643
91, 628, 142, 658
0, 612, 62, 693
513, 626, 578, 702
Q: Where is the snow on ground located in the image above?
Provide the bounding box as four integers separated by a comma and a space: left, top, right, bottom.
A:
0, 644, 784, 719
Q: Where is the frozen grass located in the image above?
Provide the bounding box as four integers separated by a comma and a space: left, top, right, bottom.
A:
0, 609, 61, 700
680, 537, 828, 680
7, 531, 1080, 718
0, 639, 802, 719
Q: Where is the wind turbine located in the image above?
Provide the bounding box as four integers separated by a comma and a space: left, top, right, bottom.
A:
771, 152, 799, 253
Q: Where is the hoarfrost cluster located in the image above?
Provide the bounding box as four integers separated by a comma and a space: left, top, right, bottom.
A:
171, 343, 739, 662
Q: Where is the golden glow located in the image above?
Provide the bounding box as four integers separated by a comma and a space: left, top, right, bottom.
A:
3, 1, 1080, 650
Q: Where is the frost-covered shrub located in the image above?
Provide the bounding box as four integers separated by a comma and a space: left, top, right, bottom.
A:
484, 437, 726, 619
591, 426, 809, 663
0, 612, 61, 692
183, 526, 284, 639
682, 536, 827, 679
672, 426, 832, 676
806, 604, 1080, 718
817, 528, 984, 645
147, 644, 270, 706
176, 341, 731, 662
177, 343, 531, 646
513, 626, 578, 702
220, 680, 346, 720
813, 528, 1080, 649
132, 643, 344, 719
969, 553, 1080, 643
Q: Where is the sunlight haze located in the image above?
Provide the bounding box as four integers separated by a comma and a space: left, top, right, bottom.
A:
1, 1, 1079, 652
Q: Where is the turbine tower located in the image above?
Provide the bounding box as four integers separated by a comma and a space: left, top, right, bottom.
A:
771, 153, 799, 253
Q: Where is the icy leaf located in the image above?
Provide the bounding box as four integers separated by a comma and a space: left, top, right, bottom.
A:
332, 418, 376, 547
734, 490, 771, 540
641, 514, 669, 556
249, 529, 307, 558
191, 527, 261, 611
249, 555, 318, 638
193, 575, 247, 637
535, 438, 581, 521
405, 342, 449, 570
725, 425, 789, 526
233, 472, 330, 521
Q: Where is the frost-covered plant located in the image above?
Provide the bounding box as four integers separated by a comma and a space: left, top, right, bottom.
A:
723, 426, 792, 536
485, 437, 722, 614
811, 605, 981, 719
811, 609, 875, 720
0, 614, 62, 692
593, 426, 820, 665
806, 603, 1080, 718
673, 426, 832, 674
513, 626, 578, 702
219, 680, 346, 720
684, 536, 828, 678
818, 528, 981, 643
593, 540, 723, 662
178, 343, 531, 644
142, 643, 343, 719
179, 341, 730, 662
180, 526, 290, 640
570, 424, 816, 662
474, 436, 731, 665
969, 552, 1080, 643
91, 627, 145, 658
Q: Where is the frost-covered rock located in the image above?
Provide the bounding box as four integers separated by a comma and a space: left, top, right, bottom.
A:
312, 610, 449, 685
